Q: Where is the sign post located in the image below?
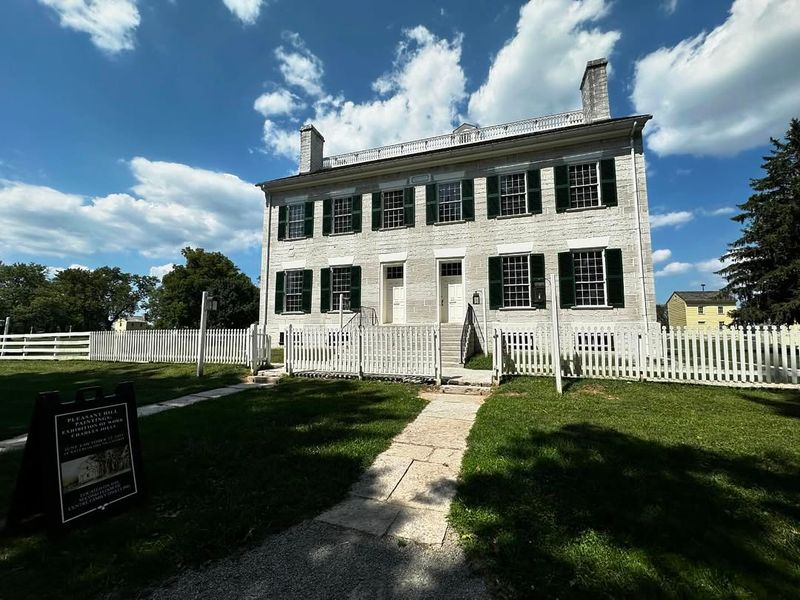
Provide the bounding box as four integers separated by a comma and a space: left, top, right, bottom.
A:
5, 383, 145, 534
196, 291, 217, 377
549, 274, 563, 395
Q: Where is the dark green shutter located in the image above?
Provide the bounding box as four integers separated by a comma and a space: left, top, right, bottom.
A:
555, 165, 570, 213
352, 195, 362, 233
605, 248, 624, 307
403, 187, 415, 227
322, 198, 332, 236
301, 270, 313, 313
320, 268, 331, 313
274, 271, 285, 314
488, 256, 503, 310
527, 169, 542, 214
558, 252, 576, 308
277, 205, 287, 240
425, 184, 437, 225
350, 266, 361, 310
600, 158, 617, 207
461, 179, 474, 221
303, 201, 314, 237
486, 175, 500, 219
371, 192, 381, 230
530, 254, 546, 308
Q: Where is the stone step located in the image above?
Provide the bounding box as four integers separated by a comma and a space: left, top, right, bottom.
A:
248, 374, 282, 384
439, 384, 492, 395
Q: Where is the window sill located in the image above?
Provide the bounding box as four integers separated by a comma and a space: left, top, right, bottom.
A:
564, 205, 607, 214
281, 236, 310, 242
495, 212, 534, 221
378, 225, 412, 232
571, 305, 615, 310
498, 306, 543, 311
433, 219, 467, 226
282, 311, 308, 315
326, 231, 356, 237
323, 310, 355, 315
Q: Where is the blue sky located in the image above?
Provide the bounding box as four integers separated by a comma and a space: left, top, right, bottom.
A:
1, 0, 798, 301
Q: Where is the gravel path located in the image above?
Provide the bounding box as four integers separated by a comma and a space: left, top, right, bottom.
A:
150, 520, 488, 599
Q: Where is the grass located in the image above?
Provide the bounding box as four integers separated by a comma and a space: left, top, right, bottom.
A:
0, 361, 248, 440
0, 377, 424, 600
270, 346, 284, 364
465, 353, 492, 370
450, 377, 800, 598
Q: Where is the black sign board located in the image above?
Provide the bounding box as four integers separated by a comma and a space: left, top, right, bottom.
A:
5, 382, 144, 534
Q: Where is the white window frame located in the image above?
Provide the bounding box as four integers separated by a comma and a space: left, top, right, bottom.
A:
284, 269, 304, 313
573, 248, 608, 308
501, 253, 532, 308
382, 189, 405, 230
437, 181, 462, 223
698, 305, 705, 315
331, 266, 351, 312
567, 162, 602, 210
332, 196, 353, 235
287, 203, 305, 239
499, 172, 527, 217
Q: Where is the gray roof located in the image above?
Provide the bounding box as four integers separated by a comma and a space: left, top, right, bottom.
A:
671, 291, 736, 305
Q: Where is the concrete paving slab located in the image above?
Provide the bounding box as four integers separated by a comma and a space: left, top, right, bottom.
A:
137, 404, 174, 417
192, 387, 242, 398
394, 416, 473, 450
426, 448, 465, 471
419, 391, 484, 405
0, 434, 27, 450
420, 401, 480, 421
161, 394, 208, 408
315, 497, 402, 536
350, 455, 412, 501
381, 442, 435, 461
388, 461, 457, 512
387, 505, 449, 546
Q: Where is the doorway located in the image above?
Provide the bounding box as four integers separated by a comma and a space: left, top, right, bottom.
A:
382, 264, 406, 324
439, 260, 464, 323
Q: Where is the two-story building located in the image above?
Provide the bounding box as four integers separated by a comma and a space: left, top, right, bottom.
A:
666, 290, 736, 330
256, 58, 658, 366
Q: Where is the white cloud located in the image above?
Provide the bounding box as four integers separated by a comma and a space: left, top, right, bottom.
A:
467, 0, 620, 125
275, 32, 325, 97
652, 249, 672, 264
149, 263, 175, 280
222, 0, 265, 24
650, 211, 694, 229
655, 262, 693, 277
0, 159, 262, 259
261, 27, 467, 159
38, 0, 140, 54
706, 207, 736, 216
254, 89, 304, 117
661, 0, 679, 14
632, 0, 800, 156
695, 258, 726, 273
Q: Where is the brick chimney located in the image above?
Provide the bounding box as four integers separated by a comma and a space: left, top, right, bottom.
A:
299, 124, 324, 174
580, 58, 610, 123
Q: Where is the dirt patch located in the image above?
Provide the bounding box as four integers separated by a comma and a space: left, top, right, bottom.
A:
580, 384, 621, 401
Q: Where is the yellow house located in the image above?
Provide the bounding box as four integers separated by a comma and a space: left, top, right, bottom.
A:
112, 316, 151, 332
666, 291, 736, 329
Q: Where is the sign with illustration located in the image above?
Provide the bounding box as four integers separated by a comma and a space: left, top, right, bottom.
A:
5, 382, 145, 534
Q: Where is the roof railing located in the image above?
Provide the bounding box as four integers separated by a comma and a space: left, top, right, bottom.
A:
321, 109, 585, 169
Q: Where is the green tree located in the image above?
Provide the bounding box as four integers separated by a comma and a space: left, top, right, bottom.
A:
720, 119, 800, 324
656, 304, 669, 329
0, 262, 54, 332
150, 248, 258, 328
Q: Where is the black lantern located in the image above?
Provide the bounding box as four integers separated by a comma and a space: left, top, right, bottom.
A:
472, 291, 481, 305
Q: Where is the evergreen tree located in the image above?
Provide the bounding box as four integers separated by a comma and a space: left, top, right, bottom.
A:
720, 119, 800, 324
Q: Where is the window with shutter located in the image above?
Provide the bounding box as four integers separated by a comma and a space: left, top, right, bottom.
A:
425, 183, 437, 225
322, 198, 332, 236
554, 166, 570, 213
352, 194, 362, 232
600, 158, 618, 207
371, 192, 381, 231
462, 179, 474, 221
277, 205, 288, 240
486, 175, 500, 219
488, 256, 503, 309
332, 197, 353, 234
499, 173, 527, 216
437, 182, 462, 222
527, 169, 542, 214
558, 251, 576, 308
403, 187, 415, 227
605, 248, 624, 307
303, 201, 314, 237
320, 268, 331, 313
302, 270, 313, 313
274, 271, 285, 314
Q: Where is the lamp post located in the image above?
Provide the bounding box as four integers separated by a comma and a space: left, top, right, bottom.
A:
471, 288, 488, 354
196, 291, 218, 377
548, 274, 563, 395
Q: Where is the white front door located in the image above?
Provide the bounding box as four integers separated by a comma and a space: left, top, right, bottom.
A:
447, 282, 464, 322
391, 285, 406, 324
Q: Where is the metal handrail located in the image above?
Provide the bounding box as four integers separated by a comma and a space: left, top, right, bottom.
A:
460, 304, 478, 364
342, 306, 378, 331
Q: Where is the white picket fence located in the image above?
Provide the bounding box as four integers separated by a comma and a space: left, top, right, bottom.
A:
284, 324, 440, 380
0, 331, 92, 360
493, 324, 800, 388
0, 326, 271, 371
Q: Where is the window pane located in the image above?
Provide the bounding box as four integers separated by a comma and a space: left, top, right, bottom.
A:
287, 204, 305, 239
331, 267, 351, 311
437, 182, 462, 222
573, 250, 605, 306
500, 173, 526, 216
568, 163, 600, 209
386, 265, 403, 279
440, 262, 462, 277
502, 255, 530, 307
285, 270, 304, 312
333, 197, 352, 234
382, 190, 405, 229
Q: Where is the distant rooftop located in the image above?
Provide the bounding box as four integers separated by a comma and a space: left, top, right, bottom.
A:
322, 110, 586, 170
673, 291, 736, 305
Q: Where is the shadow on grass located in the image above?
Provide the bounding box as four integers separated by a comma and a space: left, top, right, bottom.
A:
454, 423, 800, 598
739, 389, 800, 419
0, 377, 426, 600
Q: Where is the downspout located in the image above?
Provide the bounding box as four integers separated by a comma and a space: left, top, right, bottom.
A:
258, 186, 273, 328
630, 120, 649, 333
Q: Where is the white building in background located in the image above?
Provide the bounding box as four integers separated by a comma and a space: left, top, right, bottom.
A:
111, 315, 151, 332
256, 58, 657, 366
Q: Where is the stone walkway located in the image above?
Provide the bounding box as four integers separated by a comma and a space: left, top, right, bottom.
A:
0, 380, 275, 453
316, 390, 482, 546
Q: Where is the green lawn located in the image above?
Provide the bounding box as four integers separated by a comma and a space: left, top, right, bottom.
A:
450, 377, 800, 599
0, 377, 424, 600
464, 353, 492, 370
0, 361, 249, 439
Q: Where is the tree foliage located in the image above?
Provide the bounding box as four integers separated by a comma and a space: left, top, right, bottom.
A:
720, 119, 800, 325
149, 248, 258, 329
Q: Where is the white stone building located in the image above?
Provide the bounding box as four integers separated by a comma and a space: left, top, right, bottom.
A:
256, 59, 657, 365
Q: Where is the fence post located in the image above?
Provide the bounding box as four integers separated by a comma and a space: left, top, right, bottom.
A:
637, 333, 645, 381
1, 316, 9, 357
548, 274, 563, 394
249, 323, 258, 373
286, 324, 294, 376
492, 328, 501, 384
358, 324, 364, 380
435, 322, 442, 386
